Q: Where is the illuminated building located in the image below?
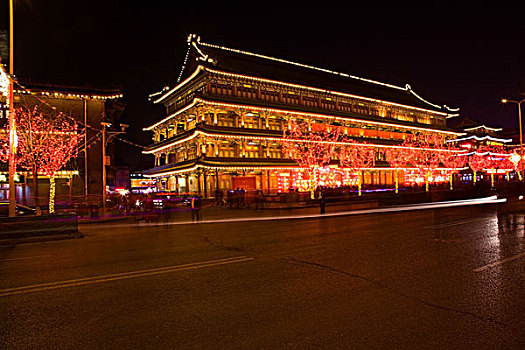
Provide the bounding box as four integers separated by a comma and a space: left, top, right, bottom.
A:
143, 34, 466, 196
0, 76, 123, 206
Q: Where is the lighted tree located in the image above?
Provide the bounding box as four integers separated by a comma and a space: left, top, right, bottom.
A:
282, 119, 340, 199
483, 145, 510, 188
338, 142, 375, 196
440, 141, 467, 190
508, 151, 525, 181
410, 132, 446, 191
384, 140, 415, 193
2, 107, 83, 214
468, 145, 492, 186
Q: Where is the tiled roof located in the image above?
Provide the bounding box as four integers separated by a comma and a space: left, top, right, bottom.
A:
175, 35, 458, 114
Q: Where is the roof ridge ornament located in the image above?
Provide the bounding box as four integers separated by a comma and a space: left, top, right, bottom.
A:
406, 84, 460, 115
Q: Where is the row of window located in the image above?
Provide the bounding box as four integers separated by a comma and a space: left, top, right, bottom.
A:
155, 143, 391, 167
208, 82, 443, 126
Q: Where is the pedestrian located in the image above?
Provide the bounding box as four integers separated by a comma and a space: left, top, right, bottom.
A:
254, 189, 262, 210
319, 193, 326, 214
227, 190, 234, 208
144, 194, 154, 223
234, 188, 240, 208
191, 195, 201, 222
161, 205, 171, 229
215, 189, 223, 206
240, 188, 245, 208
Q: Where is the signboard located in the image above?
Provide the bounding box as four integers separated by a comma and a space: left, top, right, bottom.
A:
232, 176, 256, 191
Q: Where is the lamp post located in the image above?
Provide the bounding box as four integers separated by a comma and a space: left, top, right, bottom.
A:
7, 0, 16, 217
502, 98, 525, 179
101, 122, 128, 213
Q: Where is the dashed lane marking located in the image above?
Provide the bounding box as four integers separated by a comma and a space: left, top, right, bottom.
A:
473, 252, 525, 272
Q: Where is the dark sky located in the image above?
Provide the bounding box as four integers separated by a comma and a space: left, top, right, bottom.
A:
1, 2, 524, 169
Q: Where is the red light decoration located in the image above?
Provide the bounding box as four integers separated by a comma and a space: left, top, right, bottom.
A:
384, 139, 415, 193
282, 119, 340, 198
441, 141, 467, 190
468, 145, 493, 185
1, 106, 83, 214
338, 142, 375, 196
410, 132, 446, 191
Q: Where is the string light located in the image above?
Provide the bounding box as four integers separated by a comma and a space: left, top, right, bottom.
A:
463, 125, 503, 132
14, 89, 122, 100
143, 127, 466, 155
154, 35, 459, 116
154, 64, 457, 118
0, 106, 83, 214
450, 135, 512, 143
145, 97, 465, 137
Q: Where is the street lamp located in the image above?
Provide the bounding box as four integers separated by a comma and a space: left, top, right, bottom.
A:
7, 0, 16, 217
502, 98, 525, 179
101, 122, 128, 213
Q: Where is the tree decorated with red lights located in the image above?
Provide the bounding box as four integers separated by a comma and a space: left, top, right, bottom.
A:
281, 119, 340, 199
468, 145, 493, 185
481, 145, 511, 187
338, 142, 375, 196
1, 106, 83, 214
499, 152, 516, 178
384, 138, 415, 193
440, 141, 468, 190
410, 132, 446, 191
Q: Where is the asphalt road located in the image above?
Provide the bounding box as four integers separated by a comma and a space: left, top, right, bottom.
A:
1, 204, 524, 349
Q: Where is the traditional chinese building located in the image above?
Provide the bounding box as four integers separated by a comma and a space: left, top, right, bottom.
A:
448, 116, 516, 182
143, 34, 465, 196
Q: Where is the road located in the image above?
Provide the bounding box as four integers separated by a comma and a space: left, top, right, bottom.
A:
1, 204, 524, 349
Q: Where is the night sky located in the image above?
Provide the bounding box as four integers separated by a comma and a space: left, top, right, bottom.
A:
1, 2, 524, 169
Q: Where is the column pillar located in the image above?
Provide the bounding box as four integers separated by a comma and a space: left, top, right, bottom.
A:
216, 169, 220, 193
267, 170, 271, 195
197, 172, 202, 196
203, 170, 208, 198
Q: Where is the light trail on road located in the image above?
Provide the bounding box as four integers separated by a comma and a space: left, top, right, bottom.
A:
85, 196, 507, 231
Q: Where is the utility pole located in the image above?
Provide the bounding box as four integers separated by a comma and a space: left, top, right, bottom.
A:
101, 122, 109, 214
101, 122, 128, 214
84, 98, 88, 201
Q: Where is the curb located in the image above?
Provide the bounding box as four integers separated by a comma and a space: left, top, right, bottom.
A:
0, 232, 84, 246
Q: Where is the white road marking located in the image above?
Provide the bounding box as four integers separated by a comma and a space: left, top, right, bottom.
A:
0, 256, 254, 297
473, 252, 525, 272
426, 217, 492, 229
0, 254, 51, 262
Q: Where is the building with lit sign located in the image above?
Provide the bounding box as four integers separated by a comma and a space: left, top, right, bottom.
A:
143, 34, 469, 196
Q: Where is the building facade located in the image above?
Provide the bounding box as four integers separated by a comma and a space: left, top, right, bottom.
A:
143, 34, 465, 196
0, 75, 123, 206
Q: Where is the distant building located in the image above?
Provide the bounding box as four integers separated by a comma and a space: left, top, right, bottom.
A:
130, 172, 156, 194
0, 73, 124, 206
447, 116, 517, 182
